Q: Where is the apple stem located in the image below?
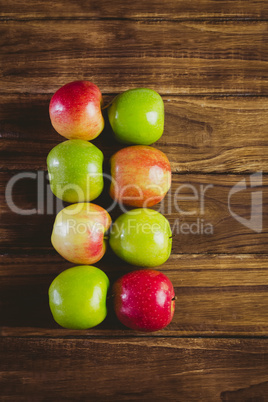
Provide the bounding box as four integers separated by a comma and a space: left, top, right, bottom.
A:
101, 101, 113, 111
169, 235, 175, 238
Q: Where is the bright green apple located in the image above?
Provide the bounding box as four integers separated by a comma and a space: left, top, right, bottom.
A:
108, 88, 164, 145
48, 265, 109, 329
109, 208, 172, 267
47, 139, 103, 203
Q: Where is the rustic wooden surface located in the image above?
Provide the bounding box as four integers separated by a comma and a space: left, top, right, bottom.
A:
0, 1, 268, 401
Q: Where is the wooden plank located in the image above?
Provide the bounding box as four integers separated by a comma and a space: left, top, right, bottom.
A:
1, 337, 268, 401
1, 95, 268, 173
0, 253, 267, 336
1, 0, 268, 20
1, 21, 267, 95
1, 172, 267, 254
1, 253, 268, 281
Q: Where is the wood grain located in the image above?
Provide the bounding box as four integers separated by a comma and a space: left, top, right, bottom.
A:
1, 0, 268, 20
1, 337, 268, 401
1, 254, 268, 337
1, 94, 268, 173
1, 21, 267, 95
2, 252, 268, 280
221, 381, 268, 402
1, 172, 267, 254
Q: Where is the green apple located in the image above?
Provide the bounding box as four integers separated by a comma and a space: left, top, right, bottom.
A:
108, 88, 164, 145
48, 265, 109, 329
109, 208, 172, 267
47, 139, 103, 203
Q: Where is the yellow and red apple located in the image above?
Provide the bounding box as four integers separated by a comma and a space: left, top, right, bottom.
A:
51, 203, 112, 265
49, 80, 104, 140
110, 145, 171, 207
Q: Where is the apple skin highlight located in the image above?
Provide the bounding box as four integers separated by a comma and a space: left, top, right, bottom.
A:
113, 269, 175, 332
49, 80, 104, 140
110, 145, 171, 207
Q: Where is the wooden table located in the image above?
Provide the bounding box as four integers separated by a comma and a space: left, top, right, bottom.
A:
1, 1, 268, 400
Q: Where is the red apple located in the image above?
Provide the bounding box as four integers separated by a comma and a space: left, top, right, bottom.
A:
113, 269, 175, 332
110, 146, 171, 207
49, 80, 104, 140
51, 203, 112, 265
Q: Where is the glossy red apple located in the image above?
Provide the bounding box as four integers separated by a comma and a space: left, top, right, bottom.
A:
110, 146, 171, 207
113, 269, 175, 332
49, 80, 104, 140
51, 203, 112, 265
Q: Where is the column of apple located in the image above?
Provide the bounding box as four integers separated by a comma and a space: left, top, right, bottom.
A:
47, 81, 175, 332
106, 89, 174, 332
